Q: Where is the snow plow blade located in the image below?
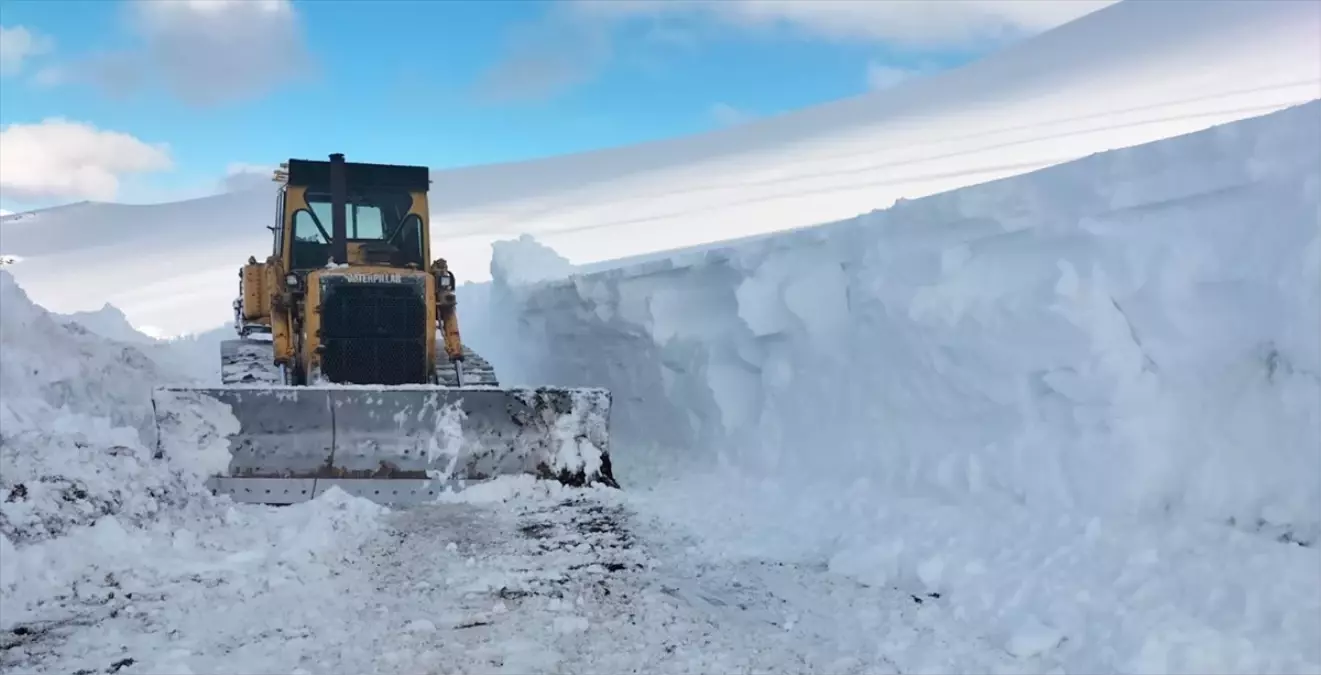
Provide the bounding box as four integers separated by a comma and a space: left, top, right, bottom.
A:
151, 385, 615, 506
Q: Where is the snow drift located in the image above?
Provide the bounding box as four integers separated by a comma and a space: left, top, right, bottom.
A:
485, 101, 1321, 544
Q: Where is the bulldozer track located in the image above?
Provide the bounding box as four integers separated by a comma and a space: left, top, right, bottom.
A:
436, 346, 501, 387
219, 338, 502, 387
219, 338, 283, 385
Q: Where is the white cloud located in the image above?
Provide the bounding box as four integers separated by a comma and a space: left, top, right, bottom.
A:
482, 0, 1118, 102
710, 102, 755, 126
0, 25, 53, 76
131, 0, 312, 105
0, 119, 172, 203
31, 64, 67, 87
474, 6, 613, 103
571, 0, 1119, 47
865, 61, 938, 91
51, 0, 311, 105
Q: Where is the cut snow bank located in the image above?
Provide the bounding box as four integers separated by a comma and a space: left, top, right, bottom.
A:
478, 98, 1321, 675
54, 300, 231, 385
487, 101, 1321, 542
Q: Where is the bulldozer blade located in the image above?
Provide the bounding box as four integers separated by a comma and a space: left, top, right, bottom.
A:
151, 384, 615, 506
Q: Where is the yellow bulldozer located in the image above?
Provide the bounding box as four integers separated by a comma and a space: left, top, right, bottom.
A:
151, 153, 615, 505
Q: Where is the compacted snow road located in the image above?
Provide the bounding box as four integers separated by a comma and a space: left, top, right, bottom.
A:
2, 480, 1033, 675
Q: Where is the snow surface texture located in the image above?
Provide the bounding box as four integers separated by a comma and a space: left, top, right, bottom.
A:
2, 1, 1317, 337
10, 472, 1015, 675
480, 103, 1321, 672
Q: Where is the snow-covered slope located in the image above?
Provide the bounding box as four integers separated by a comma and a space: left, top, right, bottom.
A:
0, 189, 276, 338
2, 0, 1317, 337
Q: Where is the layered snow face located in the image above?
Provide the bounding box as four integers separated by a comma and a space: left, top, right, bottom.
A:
478, 102, 1321, 673
487, 102, 1321, 543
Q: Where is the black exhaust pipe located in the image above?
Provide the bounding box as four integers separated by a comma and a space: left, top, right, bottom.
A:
329, 152, 348, 265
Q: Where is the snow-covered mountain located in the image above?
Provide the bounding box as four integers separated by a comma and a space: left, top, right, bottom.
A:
2, 0, 1317, 338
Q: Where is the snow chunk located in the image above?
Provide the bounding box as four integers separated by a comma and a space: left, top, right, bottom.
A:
59, 303, 157, 346
403, 618, 436, 633
436, 475, 563, 505
1005, 615, 1066, 658
491, 234, 576, 288
553, 615, 590, 633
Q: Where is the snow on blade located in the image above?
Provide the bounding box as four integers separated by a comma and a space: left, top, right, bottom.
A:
485, 102, 1321, 673
544, 388, 608, 483
423, 398, 467, 480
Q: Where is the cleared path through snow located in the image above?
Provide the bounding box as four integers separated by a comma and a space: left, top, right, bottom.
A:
2, 482, 1034, 675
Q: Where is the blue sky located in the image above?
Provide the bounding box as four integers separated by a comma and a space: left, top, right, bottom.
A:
0, 0, 1111, 212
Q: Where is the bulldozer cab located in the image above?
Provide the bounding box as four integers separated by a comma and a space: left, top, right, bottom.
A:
273, 154, 431, 272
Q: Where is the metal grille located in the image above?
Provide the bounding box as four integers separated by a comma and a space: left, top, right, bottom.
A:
319, 280, 427, 384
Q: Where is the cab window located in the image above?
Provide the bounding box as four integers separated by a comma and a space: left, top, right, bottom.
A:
290, 208, 331, 269
287, 189, 423, 269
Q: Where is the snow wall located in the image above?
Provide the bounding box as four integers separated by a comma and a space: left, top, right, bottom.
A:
472, 101, 1321, 543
